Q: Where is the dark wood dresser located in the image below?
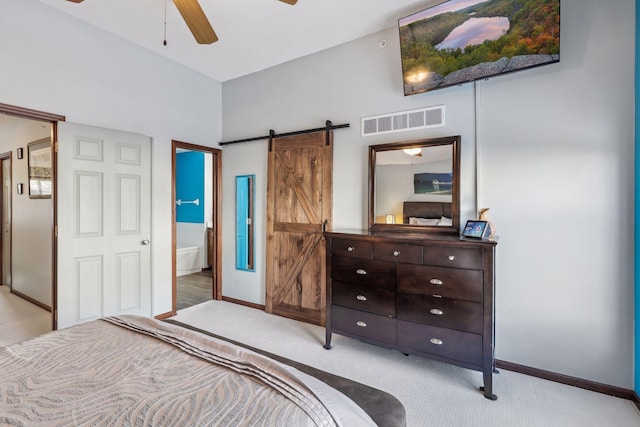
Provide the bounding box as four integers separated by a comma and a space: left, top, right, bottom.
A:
324, 229, 498, 400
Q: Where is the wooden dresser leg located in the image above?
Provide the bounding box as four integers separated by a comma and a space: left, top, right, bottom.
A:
324, 329, 332, 350
480, 371, 498, 400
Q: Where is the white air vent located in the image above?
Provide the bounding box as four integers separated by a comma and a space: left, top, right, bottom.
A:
361, 105, 445, 137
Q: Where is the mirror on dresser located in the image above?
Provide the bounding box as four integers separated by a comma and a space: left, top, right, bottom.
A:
369, 135, 460, 233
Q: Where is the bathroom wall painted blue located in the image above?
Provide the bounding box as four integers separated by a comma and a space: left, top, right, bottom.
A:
176, 151, 205, 223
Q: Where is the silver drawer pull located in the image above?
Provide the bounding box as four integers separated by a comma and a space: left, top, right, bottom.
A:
356, 321, 367, 327
393, 250, 400, 257
347, 246, 354, 252
430, 338, 443, 345
429, 278, 443, 285
430, 308, 444, 316
356, 269, 367, 275
356, 295, 367, 301
432, 294, 443, 298
448, 255, 455, 261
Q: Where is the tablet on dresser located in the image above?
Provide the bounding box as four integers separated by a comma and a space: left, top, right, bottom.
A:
461, 220, 491, 239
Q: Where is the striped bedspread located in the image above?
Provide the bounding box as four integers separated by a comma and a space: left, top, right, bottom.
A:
0, 315, 375, 426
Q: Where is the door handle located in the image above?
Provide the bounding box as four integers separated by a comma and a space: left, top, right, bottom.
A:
141, 239, 150, 246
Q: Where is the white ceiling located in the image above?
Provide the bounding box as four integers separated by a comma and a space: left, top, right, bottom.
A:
377, 144, 451, 165
35, 0, 447, 82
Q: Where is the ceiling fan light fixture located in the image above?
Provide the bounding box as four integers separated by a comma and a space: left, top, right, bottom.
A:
403, 148, 422, 156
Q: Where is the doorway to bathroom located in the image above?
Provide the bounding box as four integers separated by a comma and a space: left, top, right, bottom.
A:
172, 140, 221, 313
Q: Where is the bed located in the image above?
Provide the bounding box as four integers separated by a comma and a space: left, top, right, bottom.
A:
402, 201, 452, 226
0, 315, 405, 426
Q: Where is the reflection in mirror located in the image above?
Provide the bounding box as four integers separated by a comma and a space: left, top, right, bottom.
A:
28, 138, 52, 199
235, 175, 255, 271
369, 136, 460, 233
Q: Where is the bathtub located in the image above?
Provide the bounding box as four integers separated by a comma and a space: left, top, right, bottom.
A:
176, 246, 201, 276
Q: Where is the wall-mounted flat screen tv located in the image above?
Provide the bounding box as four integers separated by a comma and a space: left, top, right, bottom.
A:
399, 0, 560, 96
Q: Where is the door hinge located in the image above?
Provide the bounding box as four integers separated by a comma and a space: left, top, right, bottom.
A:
54, 141, 59, 152
54, 310, 58, 322
54, 225, 58, 237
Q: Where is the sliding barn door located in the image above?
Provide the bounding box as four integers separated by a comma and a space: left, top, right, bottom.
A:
57, 122, 152, 329
265, 130, 332, 326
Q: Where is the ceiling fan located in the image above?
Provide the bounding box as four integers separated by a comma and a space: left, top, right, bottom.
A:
65, 0, 298, 44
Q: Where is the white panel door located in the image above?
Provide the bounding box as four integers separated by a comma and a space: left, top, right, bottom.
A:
57, 122, 151, 328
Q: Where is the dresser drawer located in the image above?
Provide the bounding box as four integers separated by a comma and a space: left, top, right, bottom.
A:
424, 246, 483, 269
397, 320, 482, 366
331, 238, 373, 259
333, 281, 396, 317
332, 306, 396, 345
373, 242, 422, 264
331, 256, 395, 289
397, 263, 483, 302
396, 293, 482, 333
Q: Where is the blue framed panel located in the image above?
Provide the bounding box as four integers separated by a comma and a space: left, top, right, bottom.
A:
236, 175, 255, 271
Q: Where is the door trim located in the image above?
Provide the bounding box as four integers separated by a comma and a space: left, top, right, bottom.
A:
171, 140, 222, 314
0, 103, 65, 123
0, 151, 11, 291
0, 103, 64, 330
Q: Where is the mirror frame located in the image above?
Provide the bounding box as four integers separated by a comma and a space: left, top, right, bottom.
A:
235, 175, 255, 271
368, 135, 460, 234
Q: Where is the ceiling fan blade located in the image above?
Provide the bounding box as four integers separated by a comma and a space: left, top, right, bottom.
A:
172, 0, 218, 44
65, 0, 84, 3
279, 0, 298, 4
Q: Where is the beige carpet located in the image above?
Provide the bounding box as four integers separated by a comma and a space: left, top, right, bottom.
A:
0, 285, 51, 347
174, 300, 640, 427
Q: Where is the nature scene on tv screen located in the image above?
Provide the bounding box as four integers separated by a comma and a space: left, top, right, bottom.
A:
399, 0, 560, 95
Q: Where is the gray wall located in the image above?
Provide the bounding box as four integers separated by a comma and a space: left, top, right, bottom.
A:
221, 0, 635, 388
2, 0, 223, 316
